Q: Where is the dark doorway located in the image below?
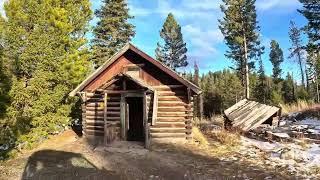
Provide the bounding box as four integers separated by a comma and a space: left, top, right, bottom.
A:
126, 97, 144, 141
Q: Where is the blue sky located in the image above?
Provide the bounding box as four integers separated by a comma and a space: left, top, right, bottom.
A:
0, 0, 308, 80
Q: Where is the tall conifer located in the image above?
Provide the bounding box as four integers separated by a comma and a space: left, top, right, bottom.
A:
155, 13, 188, 71
92, 0, 135, 68
269, 40, 284, 84
219, 0, 263, 99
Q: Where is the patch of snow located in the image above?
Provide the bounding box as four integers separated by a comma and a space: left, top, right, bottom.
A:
297, 118, 320, 126
240, 136, 320, 177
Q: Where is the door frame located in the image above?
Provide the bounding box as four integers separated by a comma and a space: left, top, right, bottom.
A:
120, 91, 147, 143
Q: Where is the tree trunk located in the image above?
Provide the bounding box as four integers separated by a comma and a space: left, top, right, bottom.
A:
297, 51, 305, 88
244, 34, 250, 99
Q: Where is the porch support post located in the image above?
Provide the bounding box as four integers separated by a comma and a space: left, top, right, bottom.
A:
143, 91, 150, 149
103, 93, 108, 145
120, 94, 126, 140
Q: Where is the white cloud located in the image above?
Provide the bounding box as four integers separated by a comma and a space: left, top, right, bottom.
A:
256, 0, 301, 11
183, 24, 224, 59
181, 0, 221, 11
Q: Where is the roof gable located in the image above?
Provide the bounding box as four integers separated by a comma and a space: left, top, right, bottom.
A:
70, 43, 201, 96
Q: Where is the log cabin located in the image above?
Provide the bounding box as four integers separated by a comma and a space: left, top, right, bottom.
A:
70, 43, 202, 148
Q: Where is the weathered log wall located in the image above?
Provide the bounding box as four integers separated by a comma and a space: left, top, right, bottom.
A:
149, 85, 193, 140
83, 92, 121, 142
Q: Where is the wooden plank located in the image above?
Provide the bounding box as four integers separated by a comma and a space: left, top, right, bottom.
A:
151, 90, 158, 125
104, 93, 108, 145
158, 108, 192, 112
143, 92, 149, 148
154, 85, 185, 90
120, 95, 126, 140
224, 99, 248, 115
82, 92, 87, 136
151, 133, 186, 138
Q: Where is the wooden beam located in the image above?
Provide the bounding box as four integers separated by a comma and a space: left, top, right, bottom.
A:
151, 90, 158, 126
120, 94, 126, 140
104, 93, 108, 145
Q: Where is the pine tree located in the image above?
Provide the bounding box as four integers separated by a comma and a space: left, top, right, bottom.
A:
298, 0, 320, 51
219, 0, 263, 99
282, 73, 296, 103
298, 0, 320, 102
3, 0, 92, 148
254, 58, 270, 103
269, 40, 284, 84
92, 0, 135, 68
288, 21, 306, 87
193, 62, 203, 119
155, 13, 188, 71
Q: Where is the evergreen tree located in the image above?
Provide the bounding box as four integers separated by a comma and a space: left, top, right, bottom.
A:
282, 73, 296, 103
288, 21, 306, 87
219, 0, 263, 99
269, 40, 284, 84
155, 13, 188, 71
298, 0, 320, 102
0, 16, 11, 117
254, 58, 270, 103
298, 0, 320, 51
3, 0, 92, 148
92, 0, 135, 68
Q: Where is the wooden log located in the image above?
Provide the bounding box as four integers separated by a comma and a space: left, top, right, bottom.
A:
107, 102, 120, 106
150, 127, 188, 133
85, 129, 104, 136
158, 96, 187, 102
86, 111, 104, 116
158, 102, 190, 107
153, 85, 185, 90
158, 92, 186, 96
150, 133, 186, 138
157, 116, 189, 120
86, 106, 104, 111
157, 108, 192, 112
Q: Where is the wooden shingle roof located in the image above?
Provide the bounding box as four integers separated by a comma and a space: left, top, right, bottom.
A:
224, 99, 281, 131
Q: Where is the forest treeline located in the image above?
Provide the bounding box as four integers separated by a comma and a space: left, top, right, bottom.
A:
0, 0, 319, 159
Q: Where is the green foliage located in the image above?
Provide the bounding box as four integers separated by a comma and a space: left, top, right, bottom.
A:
219, 0, 263, 98
271, 89, 284, 105
0, 0, 92, 156
298, 0, 320, 51
253, 59, 271, 103
299, 0, 320, 103
269, 40, 284, 84
92, 0, 135, 68
155, 13, 188, 71
282, 73, 296, 103
201, 69, 244, 116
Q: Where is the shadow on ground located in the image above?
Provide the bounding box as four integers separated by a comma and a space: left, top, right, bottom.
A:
21, 150, 119, 180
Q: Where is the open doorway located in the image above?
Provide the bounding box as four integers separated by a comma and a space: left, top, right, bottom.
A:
126, 97, 144, 142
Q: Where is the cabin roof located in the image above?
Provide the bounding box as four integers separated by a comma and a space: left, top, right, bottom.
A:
69, 43, 201, 96
224, 99, 281, 131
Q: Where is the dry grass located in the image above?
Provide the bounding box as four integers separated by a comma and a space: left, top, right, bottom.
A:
208, 130, 241, 147
192, 127, 209, 147
280, 100, 316, 114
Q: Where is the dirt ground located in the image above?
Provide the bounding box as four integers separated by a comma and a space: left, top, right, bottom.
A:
0, 130, 296, 180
